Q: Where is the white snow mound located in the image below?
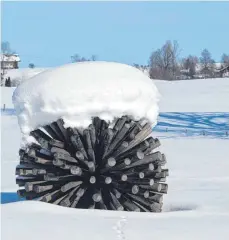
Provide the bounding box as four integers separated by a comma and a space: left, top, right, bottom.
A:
12, 61, 159, 138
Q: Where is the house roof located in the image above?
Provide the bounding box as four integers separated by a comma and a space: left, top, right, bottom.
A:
218, 65, 229, 72
0, 53, 21, 62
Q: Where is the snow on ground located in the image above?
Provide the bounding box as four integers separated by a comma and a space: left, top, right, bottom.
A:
1, 114, 229, 239
2, 201, 229, 240
157, 78, 229, 112
1, 72, 229, 239
2, 77, 229, 112
2, 67, 48, 86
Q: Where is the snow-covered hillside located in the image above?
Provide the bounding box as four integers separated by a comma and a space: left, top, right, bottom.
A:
1, 70, 229, 240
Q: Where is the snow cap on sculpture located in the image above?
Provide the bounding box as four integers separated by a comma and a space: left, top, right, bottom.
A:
12, 61, 160, 138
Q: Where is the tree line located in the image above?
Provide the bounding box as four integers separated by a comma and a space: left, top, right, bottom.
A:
146, 40, 229, 80
1, 41, 229, 82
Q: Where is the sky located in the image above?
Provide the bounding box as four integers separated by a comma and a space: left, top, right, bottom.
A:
2, 1, 229, 68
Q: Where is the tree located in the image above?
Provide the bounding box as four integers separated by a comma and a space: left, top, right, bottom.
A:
91, 55, 97, 61
71, 54, 81, 63
149, 40, 181, 80
29, 63, 35, 68
221, 53, 229, 68
71, 54, 97, 63
199, 49, 215, 77
1, 41, 11, 54
182, 55, 199, 79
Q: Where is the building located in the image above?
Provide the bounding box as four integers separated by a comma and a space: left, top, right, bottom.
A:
218, 65, 229, 78
0, 53, 20, 69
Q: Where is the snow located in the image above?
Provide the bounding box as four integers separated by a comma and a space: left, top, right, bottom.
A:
2, 78, 229, 112
12, 61, 159, 137
0, 53, 20, 62
2, 201, 229, 240
156, 78, 229, 112
2, 68, 48, 86
1, 74, 229, 240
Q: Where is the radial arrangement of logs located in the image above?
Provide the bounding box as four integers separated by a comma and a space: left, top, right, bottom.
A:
16, 116, 168, 212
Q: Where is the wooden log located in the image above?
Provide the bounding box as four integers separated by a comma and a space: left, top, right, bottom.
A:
89, 176, 96, 184
52, 193, 70, 205
104, 176, 112, 184
107, 123, 131, 155
83, 129, 96, 162
16, 177, 38, 186
125, 178, 154, 186
127, 193, 152, 209
30, 128, 52, 142
27, 148, 52, 160
61, 181, 82, 192
139, 183, 165, 193
54, 152, 78, 164
71, 189, 86, 208
125, 124, 141, 141
92, 191, 102, 202
39, 189, 62, 202
44, 174, 78, 182
148, 194, 163, 204
100, 157, 116, 173
25, 181, 46, 192
17, 189, 48, 200
108, 157, 131, 171
56, 119, 69, 142
113, 116, 127, 132
51, 147, 70, 156
150, 202, 163, 212
69, 129, 88, 158
33, 184, 54, 193
49, 139, 65, 149
70, 166, 83, 176
49, 122, 65, 141
43, 125, 61, 141
132, 200, 151, 212
102, 128, 114, 158
87, 161, 95, 172
121, 174, 128, 181
112, 188, 122, 199
88, 124, 96, 149
122, 123, 152, 153
121, 196, 141, 212
110, 192, 124, 211
144, 138, 161, 154
131, 185, 139, 194
112, 141, 129, 158
124, 151, 162, 169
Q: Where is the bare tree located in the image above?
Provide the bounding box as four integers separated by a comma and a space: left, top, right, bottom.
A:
133, 63, 140, 68
91, 55, 97, 61
182, 55, 199, 79
199, 49, 215, 78
149, 40, 181, 80
221, 53, 229, 68
71, 54, 81, 63
1, 41, 12, 54
1, 41, 16, 85
71, 54, 97, 63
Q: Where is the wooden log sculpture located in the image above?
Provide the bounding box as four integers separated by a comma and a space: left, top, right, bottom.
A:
16, 116, 168, 212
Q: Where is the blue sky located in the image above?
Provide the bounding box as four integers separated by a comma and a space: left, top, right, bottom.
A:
2, 1, 229, 68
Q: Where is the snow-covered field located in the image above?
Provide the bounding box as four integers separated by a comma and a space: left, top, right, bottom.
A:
1, 73, 229, 239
